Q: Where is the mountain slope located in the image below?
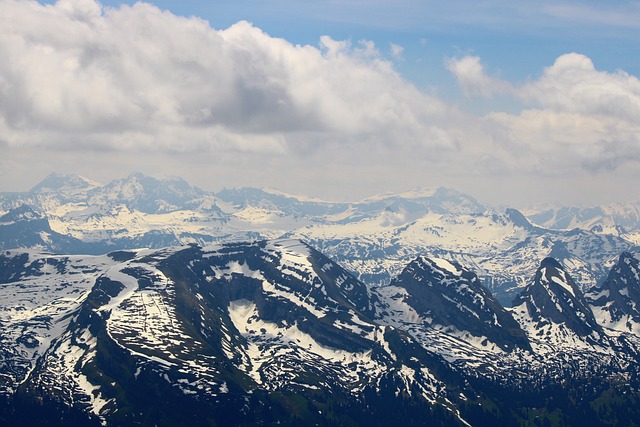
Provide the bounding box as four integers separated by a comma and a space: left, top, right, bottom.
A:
0, 205, 89, 253
526, 203, 640, 233
0, 249, 120, 396
291, 206, 631, 304
1, 173, 635, 306
512, 257, 606, 349
378, 256, 529, 352
3, 242, 640, 425
3, 240, 470, 426
588, 252, 640, 334
1, 173, 237, 250
87, 172, 218, 215
526, 203, 640, 245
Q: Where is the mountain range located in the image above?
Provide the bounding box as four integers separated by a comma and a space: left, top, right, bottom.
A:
2, 172, 638, 303
2, 173, 640, 425
1, 239, 640, 425
525, 204, 640, 239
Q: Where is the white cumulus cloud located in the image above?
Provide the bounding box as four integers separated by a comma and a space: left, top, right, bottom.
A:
446, 55, 512, 98
519, 53, 640, 121
0, 0, 453, 156
444, 51, 640, 175
2, 0, 640, 205
483, 53, 640, 173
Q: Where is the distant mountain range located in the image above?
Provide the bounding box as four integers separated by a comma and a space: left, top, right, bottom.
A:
525, 203, 640, 238
2, 172, 638, 303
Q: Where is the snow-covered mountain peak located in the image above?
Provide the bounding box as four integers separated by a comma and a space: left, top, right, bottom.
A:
588, 251, 640, 334
357, 187, 488, 216
267, 238, 311, 257
2, 173, 636, 307
525, 202, 640, 243
89, 172, 208, 214
504, 208, 537, 230
29, 172, 100, 195
359, 187, 439, 203
120, 172, 200, 195
397, 187, 440, 199
522, 257, 581, 303
0, 205, 91, 252
416, 256, 463, 278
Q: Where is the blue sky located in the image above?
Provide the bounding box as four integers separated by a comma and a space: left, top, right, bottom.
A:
90, 1, 640, 84
2, 0, 640, 206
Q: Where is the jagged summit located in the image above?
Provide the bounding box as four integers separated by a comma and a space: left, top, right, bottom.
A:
88, 172, 211, 214
512, 257, 604, 344
588, 251, 640, 334
504, 207, 538, 231
526, 203, 640, 235
381, 255, 530, 352
539, 256, 564, 270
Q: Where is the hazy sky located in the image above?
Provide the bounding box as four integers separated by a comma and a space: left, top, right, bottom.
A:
1, 0, 640, 207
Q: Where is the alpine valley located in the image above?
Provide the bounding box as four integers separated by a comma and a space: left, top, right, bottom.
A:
1, 173, 640, 426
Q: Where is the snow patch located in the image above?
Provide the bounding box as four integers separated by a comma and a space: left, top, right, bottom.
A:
551, 275, 575, 297
430, 258, 462, 276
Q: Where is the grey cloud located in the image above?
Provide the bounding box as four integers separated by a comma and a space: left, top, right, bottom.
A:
581, 136, 640, 172
543, 2, 640, 29
0, 1, 450, 156
3, 0, 640, 206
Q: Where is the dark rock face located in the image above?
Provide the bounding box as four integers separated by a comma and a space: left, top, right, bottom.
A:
2, 242, 640, 426
513, 257, 603, 339
390, 256, 530, 351
588, 252, 640, 332
0, 240, 468, 426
